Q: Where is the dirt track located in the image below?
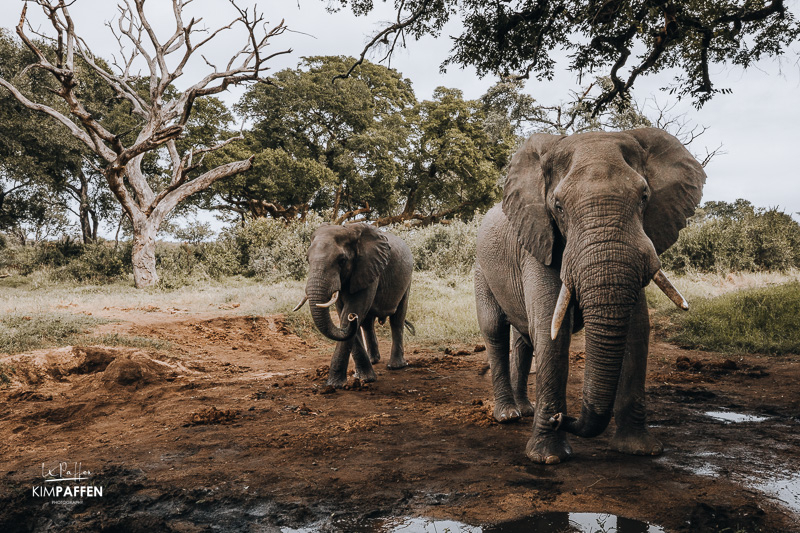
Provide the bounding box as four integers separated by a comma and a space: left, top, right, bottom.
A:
0, 311, 798, 532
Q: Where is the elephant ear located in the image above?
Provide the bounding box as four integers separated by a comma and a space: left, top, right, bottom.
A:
628, 128, 707, 255
350, 223, 390, 293
502, 133, 565, 265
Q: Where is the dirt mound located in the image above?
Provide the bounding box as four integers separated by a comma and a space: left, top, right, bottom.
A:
1, 345, 187, 390
101, 353, 177, 389
185, 406, 238, 426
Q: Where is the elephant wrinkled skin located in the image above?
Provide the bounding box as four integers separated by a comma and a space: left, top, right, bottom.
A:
475, 128, 706, 464
297, 223, 413, 388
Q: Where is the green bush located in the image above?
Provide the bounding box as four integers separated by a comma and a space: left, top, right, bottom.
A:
211, 213, 324, 281
54, 243, 127, 283
155, 242, 210, 289
0, 240, 128, 283
664, 281, 800, 355
662, 200, 800, 274
392, 217, 480, 276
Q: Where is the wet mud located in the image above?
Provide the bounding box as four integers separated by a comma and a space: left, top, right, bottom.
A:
0, 313, 798, 532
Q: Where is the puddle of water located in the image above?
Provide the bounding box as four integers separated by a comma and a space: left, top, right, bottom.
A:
689, 462, 722, 477
751, 470, 800, 515
704, 410, 769, 423
283, 513, 664, 532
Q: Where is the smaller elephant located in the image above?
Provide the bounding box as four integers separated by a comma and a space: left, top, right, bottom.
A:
293, 223, 414, 388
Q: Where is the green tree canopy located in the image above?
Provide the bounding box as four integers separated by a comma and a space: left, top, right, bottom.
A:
232, 56, 416, 221
334, 0, 799, 112
381, 87, 513, 225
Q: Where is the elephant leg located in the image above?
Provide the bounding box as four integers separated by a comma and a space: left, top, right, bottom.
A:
350, 325, 377, 383
525, 268, 573, 463
363, 319, 381, 364
387, 289, 409, 369
475, 266, 519, 423
327, 337, 355, 388
510, 327, 535, 417
611, 289, 663, 456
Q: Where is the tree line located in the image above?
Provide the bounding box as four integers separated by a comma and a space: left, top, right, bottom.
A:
1, 0, 795, 287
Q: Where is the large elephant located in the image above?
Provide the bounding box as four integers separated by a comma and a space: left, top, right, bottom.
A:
475, 128, 705, 464
294, 223, 414, 388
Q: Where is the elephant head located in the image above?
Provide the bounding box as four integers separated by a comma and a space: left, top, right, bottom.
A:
502, 128, 705, 438
298, 223, 390, 341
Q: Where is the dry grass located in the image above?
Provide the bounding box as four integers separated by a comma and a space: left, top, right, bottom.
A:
645, 269, 800, 312
1, 269, 796, 351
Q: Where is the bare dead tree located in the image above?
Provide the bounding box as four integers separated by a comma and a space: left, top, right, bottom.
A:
0, 0, 290, 287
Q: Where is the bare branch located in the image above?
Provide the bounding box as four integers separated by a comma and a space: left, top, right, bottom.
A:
334, 0, 433, 82
151, 156, 254, 226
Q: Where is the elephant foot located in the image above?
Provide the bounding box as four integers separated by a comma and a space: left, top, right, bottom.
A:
611, 428, 663, 456
525, 435, 573, 465
493, 401, 522, 423
326, 374, 348, 389
353, 367, 377, 383
369, 353, 381, 365
387, 357, 408, 370
515, 397, 535, 417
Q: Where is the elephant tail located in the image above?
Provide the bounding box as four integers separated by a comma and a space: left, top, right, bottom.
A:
404, 320, 416, 336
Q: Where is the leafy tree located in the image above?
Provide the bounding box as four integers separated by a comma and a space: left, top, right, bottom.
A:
334, 0, 799, 112
0, 29, 113, 243
377, 87, 512, 225
232, 56, 415, 222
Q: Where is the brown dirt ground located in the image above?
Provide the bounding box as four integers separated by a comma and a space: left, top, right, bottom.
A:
0, 310, 798, 532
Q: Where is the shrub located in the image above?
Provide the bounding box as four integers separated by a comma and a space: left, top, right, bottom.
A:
0, 240, 128, 283
662, 200, 800, 274
211, 213, 325, 281
663, 281, 800, 355
54, 243, 127, 283
392, 217, 480, 276
155, 242, 210, 289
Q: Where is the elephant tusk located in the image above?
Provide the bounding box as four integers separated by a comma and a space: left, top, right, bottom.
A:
315, 291, 339, 308
360, 327, 368, 349
652, 270, 689, 310
292, 295, 308, 312
550, 284, 572, 340
347, 313, 358, 322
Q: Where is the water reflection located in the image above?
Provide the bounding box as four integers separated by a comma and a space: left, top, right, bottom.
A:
704, 411, 768, 423
283, 512, 665, 532
752, 469, 800, 515
485, 513, 665, 532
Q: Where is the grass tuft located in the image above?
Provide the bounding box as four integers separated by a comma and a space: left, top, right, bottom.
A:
0, 312, 105, 354
660, 281, 800, 355
81, 334, 173, 351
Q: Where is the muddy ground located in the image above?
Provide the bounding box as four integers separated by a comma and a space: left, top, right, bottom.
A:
0, 309, 798, 532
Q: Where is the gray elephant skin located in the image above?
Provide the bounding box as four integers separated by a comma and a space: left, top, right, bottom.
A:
475, 128, 706, 464
296, 223, 413, 388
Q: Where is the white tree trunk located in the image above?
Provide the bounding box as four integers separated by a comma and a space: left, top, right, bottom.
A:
131, 219, 159, 288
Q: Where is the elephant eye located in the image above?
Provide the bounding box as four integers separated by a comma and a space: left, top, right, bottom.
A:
554, 201, 563, 213
641, 193, 649, 207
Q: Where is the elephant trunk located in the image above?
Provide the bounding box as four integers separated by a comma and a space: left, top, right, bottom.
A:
307, 270, 359, 342
554, 238, 648, 438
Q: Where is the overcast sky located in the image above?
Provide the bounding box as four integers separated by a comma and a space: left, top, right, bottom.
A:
16, 0, 800, 226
